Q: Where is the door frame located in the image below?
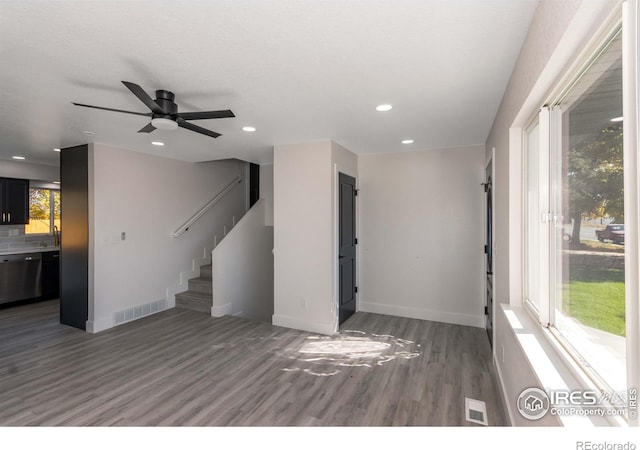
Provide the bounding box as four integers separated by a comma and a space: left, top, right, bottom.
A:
333, 164, 358, 331
484, 150, 496, 347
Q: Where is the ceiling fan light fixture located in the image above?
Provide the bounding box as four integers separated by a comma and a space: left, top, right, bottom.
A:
151, 117, 178, 131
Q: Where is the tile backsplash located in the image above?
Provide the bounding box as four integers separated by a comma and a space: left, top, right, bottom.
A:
0, 225, 56, 252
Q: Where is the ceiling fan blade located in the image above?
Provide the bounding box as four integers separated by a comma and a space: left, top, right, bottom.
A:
138, 123, 156, 133
177, 110, 235, 120
121, 81, 166, 114
72, 102, 151, 117
177, 118, 221, 138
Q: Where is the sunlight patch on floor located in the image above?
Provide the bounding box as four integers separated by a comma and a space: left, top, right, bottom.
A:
283, 330, 421, 377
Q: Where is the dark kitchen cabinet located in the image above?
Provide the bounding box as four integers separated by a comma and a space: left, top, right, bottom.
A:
41, 251, 60, 299
0, 177, 29, 225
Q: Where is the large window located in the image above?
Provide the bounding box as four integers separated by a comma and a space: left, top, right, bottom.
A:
25, 188, 61, 235
524, 27, 626, 396
553, 29, 625, 393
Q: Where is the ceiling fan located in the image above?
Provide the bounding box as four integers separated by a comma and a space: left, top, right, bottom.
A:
72, 81, 235, 138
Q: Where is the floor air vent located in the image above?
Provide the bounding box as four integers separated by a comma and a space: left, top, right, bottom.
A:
114, 299, 167, 326
465, 397, 488, 426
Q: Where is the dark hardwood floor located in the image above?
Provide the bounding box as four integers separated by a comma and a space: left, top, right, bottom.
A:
0, 300, 507, 426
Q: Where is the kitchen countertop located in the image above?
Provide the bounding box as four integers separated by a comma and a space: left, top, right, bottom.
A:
0, 247, 60, 256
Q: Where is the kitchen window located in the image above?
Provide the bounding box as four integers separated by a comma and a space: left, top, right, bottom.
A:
25, 188, 60, 235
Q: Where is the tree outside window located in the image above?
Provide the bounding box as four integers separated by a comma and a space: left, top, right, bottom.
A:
25, 188, 60, 234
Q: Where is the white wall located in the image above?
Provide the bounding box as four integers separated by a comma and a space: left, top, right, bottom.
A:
0, 160, 59, 182
211, 199, 273, 322
358, 145, 485, 328
273, 140, 335, 334
88, 143, 246, 332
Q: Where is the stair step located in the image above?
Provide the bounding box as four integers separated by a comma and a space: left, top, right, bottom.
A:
188, 277, 212, 294
175, 291, 212, 313
200, 264, 212, 278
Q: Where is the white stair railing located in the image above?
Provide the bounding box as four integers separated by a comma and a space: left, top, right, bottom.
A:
171, 176, 243, 238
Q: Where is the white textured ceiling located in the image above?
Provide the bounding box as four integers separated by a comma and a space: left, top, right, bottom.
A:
0, 0, 538, 166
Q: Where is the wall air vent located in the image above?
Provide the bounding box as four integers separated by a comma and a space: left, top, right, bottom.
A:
465, 397, 488, 426
114, 298, 167, 326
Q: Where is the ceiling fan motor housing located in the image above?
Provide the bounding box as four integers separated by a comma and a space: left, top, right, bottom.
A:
154, 90, 178, 117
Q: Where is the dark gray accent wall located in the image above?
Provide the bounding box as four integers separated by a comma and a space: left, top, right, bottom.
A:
59, 144, 89, 330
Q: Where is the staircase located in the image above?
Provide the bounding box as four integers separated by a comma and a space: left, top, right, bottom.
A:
175, 263, 213, 313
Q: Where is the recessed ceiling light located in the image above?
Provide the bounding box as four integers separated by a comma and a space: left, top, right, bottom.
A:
376, 104, 392, 112
151, 141, 165, 146
53, 148, 61, 152
82, 131, 95, 136
402, 139, 414, 144
242, 126, 256, 132
12, 156, 26, 160
611, 116, 623, 122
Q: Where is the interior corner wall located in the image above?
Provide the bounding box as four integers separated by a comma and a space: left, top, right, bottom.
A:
273, 140, 335, 334
260, 164, 274, 226
88, 144, 246, 331
358, 145, 485, 328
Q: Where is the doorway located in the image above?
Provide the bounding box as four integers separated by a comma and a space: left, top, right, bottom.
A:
484, 162, 493, 346
338, 173, 357, 325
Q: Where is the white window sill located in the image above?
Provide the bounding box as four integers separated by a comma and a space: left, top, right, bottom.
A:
500, 303, 626, 427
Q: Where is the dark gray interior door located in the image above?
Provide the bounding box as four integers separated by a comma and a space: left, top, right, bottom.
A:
339, 173, 356, 325
485, 166, 493, 346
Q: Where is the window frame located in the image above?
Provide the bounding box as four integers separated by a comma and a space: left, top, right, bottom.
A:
523, 117, 542, 321
520, 9, 636, 419
25, 187, 60, 236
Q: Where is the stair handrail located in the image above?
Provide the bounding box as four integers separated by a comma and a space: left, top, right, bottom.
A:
171, 175, 243, 238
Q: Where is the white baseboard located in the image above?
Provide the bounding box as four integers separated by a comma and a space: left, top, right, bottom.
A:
272, 314, 336, 335
165, 285, 179, 308
86, 316, 113, 333
358, 301, 485, 328
211, 302, 232, 317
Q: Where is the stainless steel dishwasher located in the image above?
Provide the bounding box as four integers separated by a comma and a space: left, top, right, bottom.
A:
0, 253, 42, 304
